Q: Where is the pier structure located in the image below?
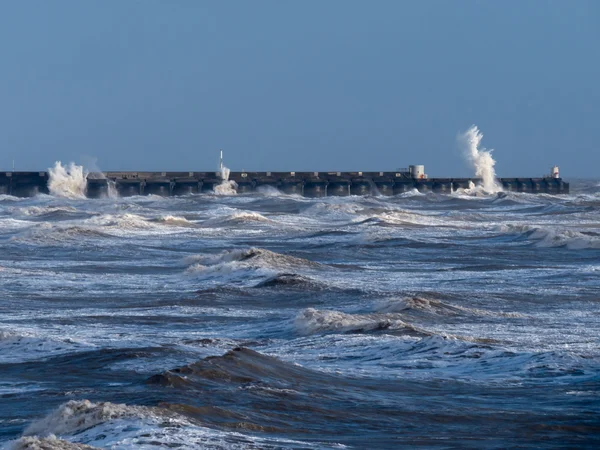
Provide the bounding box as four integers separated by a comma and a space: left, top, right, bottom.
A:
0, 170, 569, 197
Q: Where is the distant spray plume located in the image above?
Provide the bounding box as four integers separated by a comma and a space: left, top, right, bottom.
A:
47, 162, 88, 199
459, 125, 502, 194
213, 150, 237, 195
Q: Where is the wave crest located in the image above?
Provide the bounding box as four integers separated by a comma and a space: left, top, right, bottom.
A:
498, 224, 600, 249
0, 329, 91, 364
12, 436, 99, 450
294, 308, 428, 335
203, 211, 271, 227
374, 296, 521, 318
23, 400, 154, 437
186, 248, 321, 283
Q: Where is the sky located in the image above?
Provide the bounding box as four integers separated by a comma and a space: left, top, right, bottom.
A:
0, 1, 598, 177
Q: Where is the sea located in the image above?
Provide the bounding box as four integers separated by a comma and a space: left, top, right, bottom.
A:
1, 177, 599, 449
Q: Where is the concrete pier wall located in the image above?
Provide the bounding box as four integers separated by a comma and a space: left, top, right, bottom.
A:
0, 171, 570, 198
172, 180, 201, 196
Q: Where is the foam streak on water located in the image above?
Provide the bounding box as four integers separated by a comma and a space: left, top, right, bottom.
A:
1, 180, 599, 448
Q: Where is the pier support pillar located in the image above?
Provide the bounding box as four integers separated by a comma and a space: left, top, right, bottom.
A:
86, 179, 109, 198
350, 180, 371, 196
393, 181, 414, 195
374, 181, 394, 196
116, 180, 142, 197
279, 181, 303, 195
236, 181, 255, 194
172, 181, 201, 196
415, 181, 432, 193
328, 181, 351, 196
0, 173, 11, 196
304, 181, 328, 198
433, 181, 452, 194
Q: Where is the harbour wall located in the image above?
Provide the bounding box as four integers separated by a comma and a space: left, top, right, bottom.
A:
0, 171, 569, 197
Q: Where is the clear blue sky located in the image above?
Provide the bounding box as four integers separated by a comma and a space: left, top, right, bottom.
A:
0, 1, 598, 176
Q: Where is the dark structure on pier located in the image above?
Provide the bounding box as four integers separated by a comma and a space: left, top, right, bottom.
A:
0, 169, 569, 198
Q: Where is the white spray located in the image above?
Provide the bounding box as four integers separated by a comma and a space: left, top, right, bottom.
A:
459, 125, 502, 193
213, 150, 237, 195
47, 162, 88, 199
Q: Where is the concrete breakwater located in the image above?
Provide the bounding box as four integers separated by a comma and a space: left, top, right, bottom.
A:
0, 171, 569, 197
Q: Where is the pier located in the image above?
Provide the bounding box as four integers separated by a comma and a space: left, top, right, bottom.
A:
0, 170, 569, 197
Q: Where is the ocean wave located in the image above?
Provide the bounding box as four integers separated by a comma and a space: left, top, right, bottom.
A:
274, 333, 596, 384
0, 194, 21, 202
0, 329, 92, 364
145, 348, 363, 442
9, 223, 111, 243
187, 247, 318, 268
147, 347, 307, 388
294, 308, 429, 336
15, 395, 328, 449
0, 217, 37, 232
530, 228, 600, 249
498, 224, 600, 249
85, 213, 155, 230
362, 210, 455, 228
253, 273, 323, 289
9, 213, 161, 243
11, 436, 99, 450
374, 296, 522, 318
396, 188, 425, 198
303, 202, 364, 219
152, 215, 195, 226
203, 211, 271, 227
22, 400, 160, 438
185, 248, 322, 285
17, 206, 80, 218
9, 213, 196, 241
255, 185, 288, 197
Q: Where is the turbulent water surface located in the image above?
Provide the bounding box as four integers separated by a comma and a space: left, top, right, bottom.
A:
1, 181, 599, 449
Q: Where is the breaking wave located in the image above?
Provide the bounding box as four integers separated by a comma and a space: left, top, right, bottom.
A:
253, 273, 323, 289
186, 248, 321, 283
153, 215, 195, 227
12, 436, 99, 450
374, 296, 522, 318
22, 400, 160, 438
10, 212, 190, 243
203, 211, 271, 227
530, 228, 600, 249
498, 224, 600, 249
256, 185, 287, 196
47, 162, 88, 199
294, 308, 428, 336
18, 206, 80, 218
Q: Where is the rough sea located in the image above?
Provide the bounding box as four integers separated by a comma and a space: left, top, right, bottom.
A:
1, 180, 599, 449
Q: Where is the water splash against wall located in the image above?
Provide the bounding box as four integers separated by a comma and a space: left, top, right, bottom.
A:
459, 125, 502, 194
47, 162, 88, 199
214, 163, 237, 195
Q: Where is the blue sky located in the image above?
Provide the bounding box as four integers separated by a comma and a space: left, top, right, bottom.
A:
0, 1, 598, 176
